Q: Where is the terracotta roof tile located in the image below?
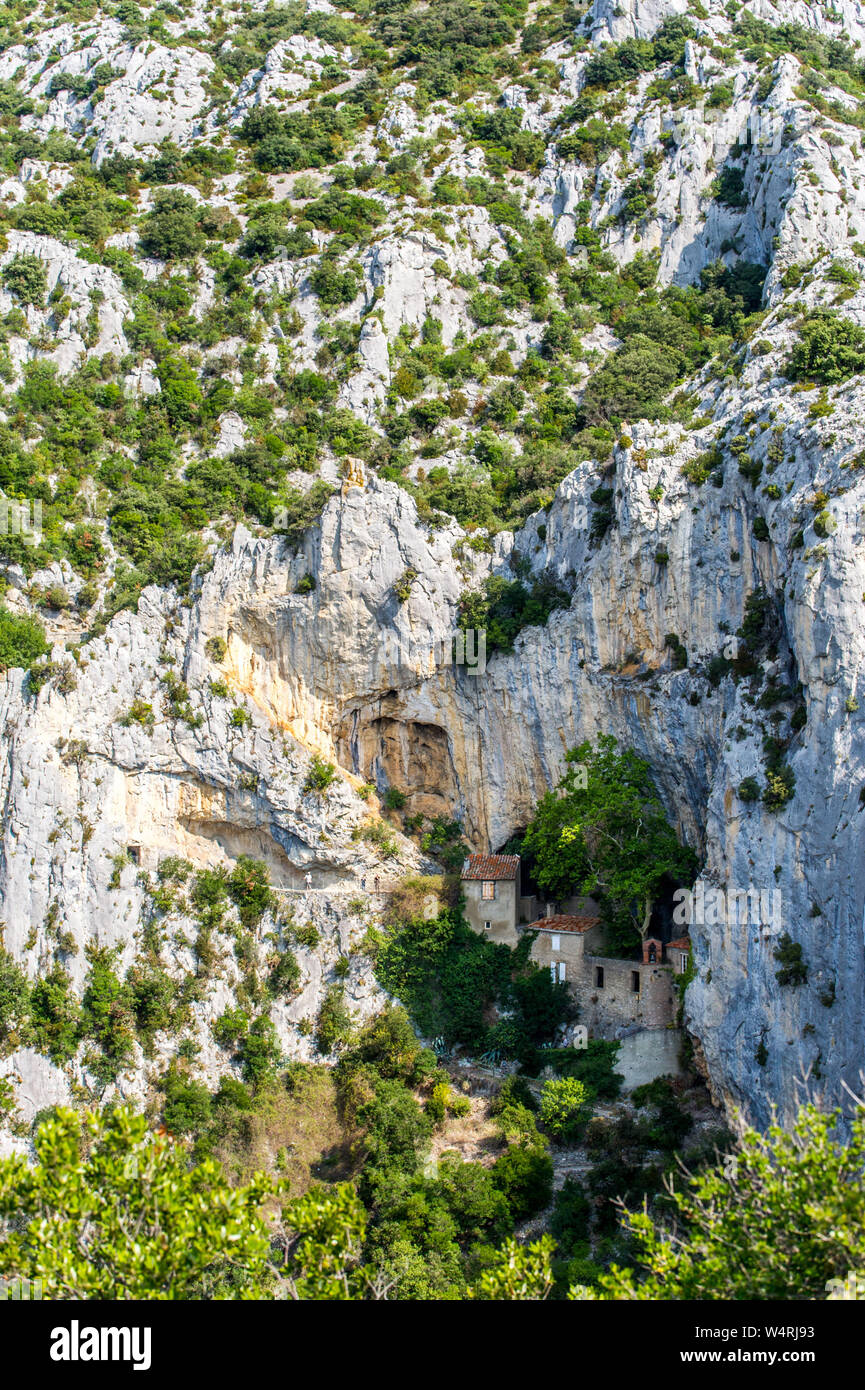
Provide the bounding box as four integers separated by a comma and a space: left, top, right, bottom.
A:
526, 914, 600, 934
667, 936, 691, 951
462, 854, 520, 881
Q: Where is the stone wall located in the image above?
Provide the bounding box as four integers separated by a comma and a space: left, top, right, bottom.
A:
463, 879, 518, 946
526, 927, 590, 985
615, 1028, 685, 1091
578, 957, 677, 1039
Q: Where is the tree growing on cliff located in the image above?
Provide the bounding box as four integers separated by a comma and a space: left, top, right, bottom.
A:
523, 735, 697, 953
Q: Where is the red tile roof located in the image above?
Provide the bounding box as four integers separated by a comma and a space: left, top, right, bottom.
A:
667, 937, 691, 951
462, 854, 520, 881
526, 914, 600, 934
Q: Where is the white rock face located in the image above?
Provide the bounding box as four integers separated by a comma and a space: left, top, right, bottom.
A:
0, 231, 130, 374
338, 315, 390, 423
0, 565, 423, 1129
212, 411, 249, 457
224, 36, 341, 127
364, 232, 469, 346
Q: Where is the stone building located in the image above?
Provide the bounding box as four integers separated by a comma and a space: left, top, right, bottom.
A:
461, 853, 523, 944
460, 855, 690, 1042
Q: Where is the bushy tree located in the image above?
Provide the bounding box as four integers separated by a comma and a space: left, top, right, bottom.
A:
0, 1107, 276, 1299
139, 189, 206, 260
0, 606, 49, 672
580, 335, 679, 424
540, 1077, 592, 1141
2, 253, 47, 306
491, 1145, 554, 1221
29, 966, 81, 1065
227, 855, 274, 928
0, 947, 30, 1046
787, 309, 865, 384
523, 735, 697, 951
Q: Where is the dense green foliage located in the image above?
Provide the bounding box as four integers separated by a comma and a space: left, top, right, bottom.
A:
374, 907, 574, 1060
458, 571, 571, 655
0, 605, 49, 673
3, 1096, 854, 1302
595, 1106, 865, 1301
787, 310, 865, 384
524, 736, 698, 954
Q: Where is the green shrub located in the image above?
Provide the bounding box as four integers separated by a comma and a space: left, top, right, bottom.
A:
580, 335, 679, 424
0, 606, 49, 673
491, 1145, 553, 1220
2, 254, 47, 306
126, 964, 176, 1043
204, 636, 227, 662
787, 310, 865, 384
540, 1077, 592, 1141
119, 699, 155, 729
762, 764, 795, 809
238, 1015, 281, 1087
490, 1075, 538, 1115
270, 948, 301, 997
309, 260, 362, 307
774, 932, 808, 986
713, 164, 747, 208
304, 756, 336, 794
316, 985, 354, 1054
393, 568, 417, 604
550, 1176, 591, 1254
212, 1006, 249, 1049
139, 189, 206, 260
557, 119, 629, 165
0, 947, 30, 1046
162, 1069, 213, 1135
29, 965, 81, 1065
227, 856, 274, 928
303, 189, 385, 238
80, 945, 135, 1082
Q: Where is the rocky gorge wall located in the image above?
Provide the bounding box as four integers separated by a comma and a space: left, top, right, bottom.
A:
0, 0, 864, 1142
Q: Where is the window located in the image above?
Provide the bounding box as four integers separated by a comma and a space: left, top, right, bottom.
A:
484, 920, 492, 931
549, 963, 557, 983
551, 933, 561, 951
481, 881, 496, 900
558, 961, 566, 983
595, 966, 604, 988
631, 971, 641, 993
